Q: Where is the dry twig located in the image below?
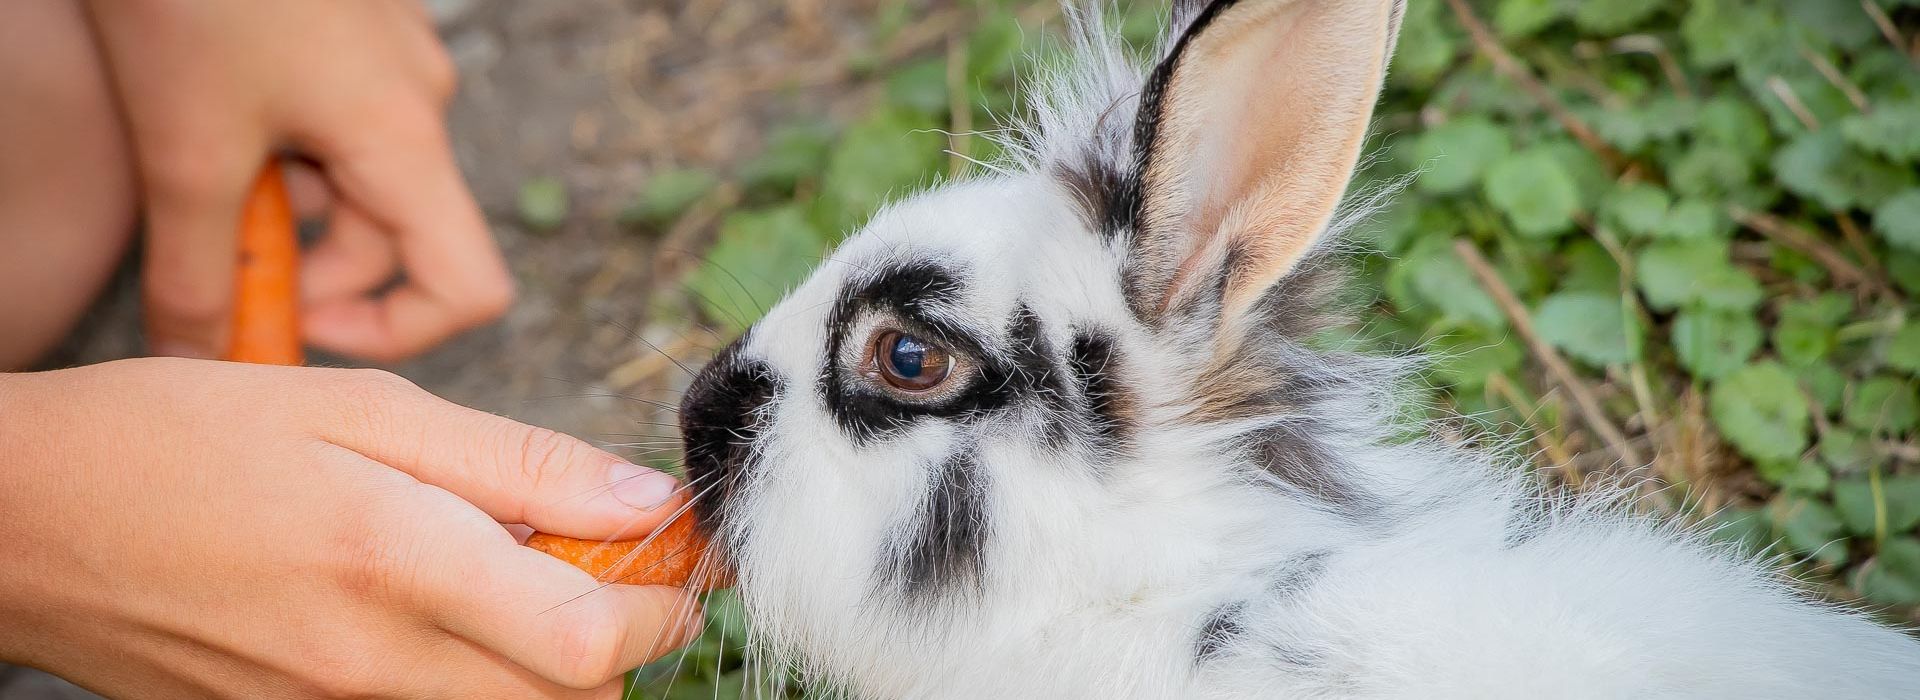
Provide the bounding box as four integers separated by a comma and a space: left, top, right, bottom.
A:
1445, 0, 1628, 171
1453, 240, 1648, 469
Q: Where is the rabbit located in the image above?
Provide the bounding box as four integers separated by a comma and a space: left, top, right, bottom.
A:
671, 0, 1920, 697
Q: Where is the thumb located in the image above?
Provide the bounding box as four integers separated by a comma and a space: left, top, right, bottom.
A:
320, 370, 685, 540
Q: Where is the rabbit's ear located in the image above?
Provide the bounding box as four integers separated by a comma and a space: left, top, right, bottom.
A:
1122, 0, 1402, 324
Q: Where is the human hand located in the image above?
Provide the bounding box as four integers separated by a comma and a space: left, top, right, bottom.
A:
0, 358, 698, 698
84, 0, 512, 363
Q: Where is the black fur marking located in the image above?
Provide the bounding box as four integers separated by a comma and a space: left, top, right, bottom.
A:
1249, 422, 1376, 517
820, 262, 1065, 445
889, 451, 991, 598
1269, 550, 1330, 597
680, 336, 780, 541
1068, 331, 1132, 454
1194, 601, 1247, 662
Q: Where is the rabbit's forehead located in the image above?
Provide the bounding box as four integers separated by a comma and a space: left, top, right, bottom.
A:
750, 175, 1116, 372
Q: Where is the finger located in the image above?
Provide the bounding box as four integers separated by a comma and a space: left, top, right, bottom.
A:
301, 205, 397, 303
321, 370, 686, 540
280, 158, 334, 220
301, 102, 512, 362
408, 633, 624, 700
402, 489, 704, 690
138, 147, 264, 358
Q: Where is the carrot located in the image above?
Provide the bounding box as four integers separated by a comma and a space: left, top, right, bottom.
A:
525, 514, 722, 589
222, 162, 716, 588
225, 162, 304, 365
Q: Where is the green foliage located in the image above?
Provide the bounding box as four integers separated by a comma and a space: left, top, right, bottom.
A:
1484, 147, 1581, 237
623, 169, 719, 228
1711, 362, 1810, 464
516, 176, 569, 232
1535, 291, 1641, 366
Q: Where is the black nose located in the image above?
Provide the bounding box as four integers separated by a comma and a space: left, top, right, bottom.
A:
679, 338, 778, 539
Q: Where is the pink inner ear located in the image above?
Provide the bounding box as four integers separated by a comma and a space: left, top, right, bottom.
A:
1145, 0, 1396, 320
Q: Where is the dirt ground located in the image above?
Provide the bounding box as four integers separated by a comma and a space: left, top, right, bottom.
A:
55, 0, 921, 451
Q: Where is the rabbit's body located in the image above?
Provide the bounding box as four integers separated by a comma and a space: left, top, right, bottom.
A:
675, 1, 1920, 697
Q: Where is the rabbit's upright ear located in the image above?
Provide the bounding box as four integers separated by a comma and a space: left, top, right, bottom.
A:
1122, 0, 1403, 324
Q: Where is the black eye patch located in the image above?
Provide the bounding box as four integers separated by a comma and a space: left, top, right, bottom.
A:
819, 261, 1064, 444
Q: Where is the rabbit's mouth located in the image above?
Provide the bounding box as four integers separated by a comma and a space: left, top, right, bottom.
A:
679, 336, 779, 550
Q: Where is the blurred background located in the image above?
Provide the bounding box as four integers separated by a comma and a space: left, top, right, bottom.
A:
48, 0, 1920, 696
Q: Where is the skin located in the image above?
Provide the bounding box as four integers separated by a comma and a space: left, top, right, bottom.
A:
0, 1, 702, 696
0, 360, 702, 698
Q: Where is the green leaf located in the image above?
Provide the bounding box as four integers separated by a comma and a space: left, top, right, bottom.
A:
1695, 96, 1773, 154
1773, 130, 1916, 211
1835, 476, 1920, 535
1494, 0, 1563, 38
1761, 459, 1834, 495
1414, 117, 1511, 195
1683, 0, 1783, 71
1603, 183, 1671, 238
1484, 147, 1581, 238
1781, 0, 1879, 49
1394, 238, 1507, 329
1428, 331, 1524, 390
1389, 0, 1459, 85
1772, 293, 1852, 367
516, 176, 569, 232
1635, 240, 1762, 311
1888, 322, 1920, 375
1669, 145, 1757, 199
1769, 495, 1847, 564
1558, 239, 1623, 294
1708, 507, 1773, 555
1841, 100, 1920, 163
1798, 362, 1848, 414
820, 108, 945, 230
1845, 376, 1919, 433
1534, 291, 1641, 366
1820, 430, 1886, 474
621, 169, 718, 228
1873, 189, 1920, 253
1892, 249, 1920, 297
1711, 361, 1812, 463
884, 58, 949, 117
1573, 0, 1662, 34
686, 205, 827, 333
739, 120, 836, 196
1672, 307, 1762, 381
1857, 536, 1920, 606
1653, 199, 1731, 240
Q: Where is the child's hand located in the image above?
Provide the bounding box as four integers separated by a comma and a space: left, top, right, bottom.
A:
84, 0, 512, 363
0, 358, 698, 698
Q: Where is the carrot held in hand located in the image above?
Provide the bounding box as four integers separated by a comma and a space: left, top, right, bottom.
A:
225, 162, 303, 365
526, 514, 722, 589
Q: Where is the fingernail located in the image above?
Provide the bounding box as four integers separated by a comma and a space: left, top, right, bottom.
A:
608, 463, 679, 511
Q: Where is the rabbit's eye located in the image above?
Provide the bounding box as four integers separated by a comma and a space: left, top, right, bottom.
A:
872, 331, 953, 392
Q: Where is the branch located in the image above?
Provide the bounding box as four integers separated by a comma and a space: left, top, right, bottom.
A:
1444, 0, 1628, 172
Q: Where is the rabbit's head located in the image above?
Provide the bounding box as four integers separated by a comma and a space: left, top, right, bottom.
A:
679, 0, 1405, 694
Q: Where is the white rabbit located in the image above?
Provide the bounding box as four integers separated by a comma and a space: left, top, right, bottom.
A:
673, 0, 1920, 697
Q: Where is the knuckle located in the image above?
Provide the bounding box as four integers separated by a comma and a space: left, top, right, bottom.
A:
507, 424, 581, 491
551, 611, 627, 689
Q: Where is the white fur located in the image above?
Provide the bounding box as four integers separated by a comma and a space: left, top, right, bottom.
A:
693, 2, 1920, 697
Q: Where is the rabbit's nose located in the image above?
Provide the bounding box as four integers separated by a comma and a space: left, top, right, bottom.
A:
679, 338, 779, 532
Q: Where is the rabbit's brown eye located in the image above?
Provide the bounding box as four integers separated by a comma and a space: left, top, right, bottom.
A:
872, 331, 953, 392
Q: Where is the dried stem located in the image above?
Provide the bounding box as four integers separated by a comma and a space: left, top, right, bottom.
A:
1766, 76, 1823, 131
1444, 0, 1628, 172
1799, 45, 1871, 113
1453, 239, 1648, 469
1728, 205, 1886, 294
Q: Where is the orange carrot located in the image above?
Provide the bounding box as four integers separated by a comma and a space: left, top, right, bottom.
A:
526, 515, 722, 589
225, 163, 303, 365
222, 162, 716, 587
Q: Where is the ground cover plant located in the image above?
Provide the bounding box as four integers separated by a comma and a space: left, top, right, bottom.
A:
571, 1, 1920, 696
